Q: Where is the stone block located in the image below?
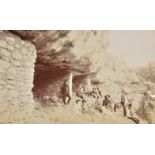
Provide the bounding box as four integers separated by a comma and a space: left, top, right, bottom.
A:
12, 52, 22, 60
0, 40, 8, 48
0, 48, 11, 60
0, 59, 10, 69
20, 40, 26, 46
0, 73, 7, 81
21, 48, 27, 55
7, 79, 16, 85
6, 84, 14, 89
0, 80, 5, 85
13, 60, 21, 67
15, 44, 21, 49
0, 85, 3, 90
24, 61, 33, 67
8, 67, 17, 76
0, 31, 36, 109
0, 67, 7, 74
8, 90, 18, 98
6, 44, 15, 51
0, 102, 8, 113
5, 36, 16, 43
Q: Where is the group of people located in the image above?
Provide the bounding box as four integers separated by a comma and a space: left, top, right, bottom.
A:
61, 79, 155, 124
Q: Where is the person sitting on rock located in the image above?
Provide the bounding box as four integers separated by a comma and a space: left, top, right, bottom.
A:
74, 100, 82, 114
81, 99, 89, 113
102, 95, 112, 111
42, 95, 50, 105
76, 85, 85, 100
49, 95, 58, 106
91, 87, 98, 98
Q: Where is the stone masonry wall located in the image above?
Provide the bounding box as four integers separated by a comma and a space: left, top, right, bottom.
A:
0, 31, 36, 113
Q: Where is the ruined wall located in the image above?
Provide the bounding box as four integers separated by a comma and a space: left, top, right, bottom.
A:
0, 31, 36, 112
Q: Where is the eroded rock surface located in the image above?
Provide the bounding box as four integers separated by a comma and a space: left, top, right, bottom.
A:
0, 31, 36, 113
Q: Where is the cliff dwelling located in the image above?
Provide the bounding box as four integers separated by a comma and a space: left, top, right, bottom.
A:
0, 30, 93, 109
0, 30, 155, 124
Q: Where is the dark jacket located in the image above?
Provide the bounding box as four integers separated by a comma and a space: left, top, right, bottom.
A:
61, 83, 69, 96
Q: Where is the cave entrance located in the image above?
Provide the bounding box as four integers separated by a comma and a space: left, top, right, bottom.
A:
32, 67, 70, 103
32, 63, 89, 104
9, 30, 91, 104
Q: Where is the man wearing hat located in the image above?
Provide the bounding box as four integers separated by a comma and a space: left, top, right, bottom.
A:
121, 90, 128, 116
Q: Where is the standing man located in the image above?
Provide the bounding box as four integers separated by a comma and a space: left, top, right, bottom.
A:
121, 90, 128, 116
61, 80, 71, 105
137, 92, 153, 123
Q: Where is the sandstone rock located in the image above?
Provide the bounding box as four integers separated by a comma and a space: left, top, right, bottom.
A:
0, 102, 8, 113
0, 31, 36, 108
7, 67, 17, 76
0, 59, 10, 69
24, 61, 33, 67
0, 40, 8, 48
12, 52, 22, 60
13, 60, 21, 67
0, 85, 3, 90
6, 44, 14, 51
0, 48, 11, 60
0, 80, 5, 85
6, 84, 14, 89
5, 36, 16, 43
8, 90, 18, 98
21, 48, 27, 55
15, 44, 21, 49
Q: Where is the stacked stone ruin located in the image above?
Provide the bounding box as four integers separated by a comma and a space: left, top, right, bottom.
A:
0, 31, 36, 112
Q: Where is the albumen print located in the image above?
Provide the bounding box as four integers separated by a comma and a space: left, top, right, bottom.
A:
0, 30, 155, 124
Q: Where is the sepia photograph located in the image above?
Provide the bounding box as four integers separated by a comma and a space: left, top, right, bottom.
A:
1, 1, 155, 155
0, 30, 155, 124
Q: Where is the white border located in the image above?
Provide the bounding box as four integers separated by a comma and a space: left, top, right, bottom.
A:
0, 0, 155, 155
0, 0, 155, 29
0, 125, 155, 155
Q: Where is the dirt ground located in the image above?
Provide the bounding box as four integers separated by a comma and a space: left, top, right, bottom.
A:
0, 101, 151, 124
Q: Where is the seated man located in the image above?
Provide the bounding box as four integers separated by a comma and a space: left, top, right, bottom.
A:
91, 88, 98, 98
74, 100, 82, 114
76, 86, 85, 100
42, 95, 50, 105
81, 99, 89, 113
102, 95, 112, 111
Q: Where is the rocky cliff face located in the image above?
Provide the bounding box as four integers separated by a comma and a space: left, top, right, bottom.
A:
0, 30, 141, 105
0, 31, 36, 112
1, 30, 153, 123
9, 30, 140, 102
64, 31, 140, 101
